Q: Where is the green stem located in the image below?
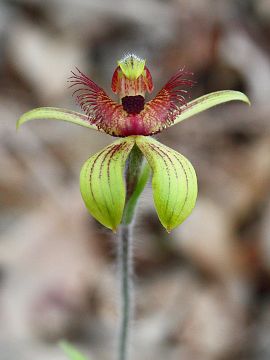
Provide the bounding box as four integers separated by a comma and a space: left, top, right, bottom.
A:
117, 224, 133, 360
117, 145, 150, 360
122, 162, 150, 225
122, 145, 151, 225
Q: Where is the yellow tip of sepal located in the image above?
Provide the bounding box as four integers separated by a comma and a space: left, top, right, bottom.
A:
118, 54, 146, 80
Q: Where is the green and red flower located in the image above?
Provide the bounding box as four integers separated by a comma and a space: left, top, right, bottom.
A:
17, 54, 250, 232
69, 54, 193, 136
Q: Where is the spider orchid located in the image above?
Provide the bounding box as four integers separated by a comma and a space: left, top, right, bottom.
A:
17, 54, 250, 232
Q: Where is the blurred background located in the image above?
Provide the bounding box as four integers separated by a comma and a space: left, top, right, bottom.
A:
0, 0, 270, 359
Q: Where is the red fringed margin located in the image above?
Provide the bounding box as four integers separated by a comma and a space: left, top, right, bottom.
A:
68, 67, 194, 136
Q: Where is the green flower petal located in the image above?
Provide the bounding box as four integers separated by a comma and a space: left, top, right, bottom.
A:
60, 341, 88, 360
16, 107, 99, 131
172, 90, 250, 126
80, 137, 135, 231
136, 136, 197, 232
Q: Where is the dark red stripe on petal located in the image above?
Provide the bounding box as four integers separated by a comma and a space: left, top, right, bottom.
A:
141, 142, 172, 217
149, 144, 190, 224
148, 144, 175, 218
87, 147, 111, 217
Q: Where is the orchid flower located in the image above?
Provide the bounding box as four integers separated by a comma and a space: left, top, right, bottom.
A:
17, 54, 250, 232
17, 53, 250, 360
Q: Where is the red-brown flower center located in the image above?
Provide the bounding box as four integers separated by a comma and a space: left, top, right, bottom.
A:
121, 95, 145, 114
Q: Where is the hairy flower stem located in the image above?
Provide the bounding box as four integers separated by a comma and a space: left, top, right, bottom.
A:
117, 224, 133, 360
117, 146, 149, 360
